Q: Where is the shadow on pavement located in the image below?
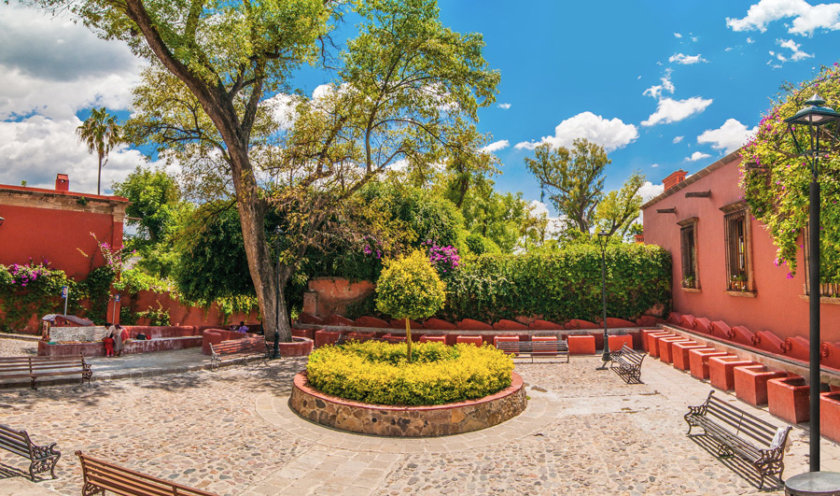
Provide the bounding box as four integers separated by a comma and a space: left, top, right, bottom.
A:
688, 433, 783, 492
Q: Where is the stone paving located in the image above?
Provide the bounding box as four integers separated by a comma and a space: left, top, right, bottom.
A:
1, 347, 839, 495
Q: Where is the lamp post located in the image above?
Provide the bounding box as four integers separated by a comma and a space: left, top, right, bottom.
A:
597, 231, 610, 370
783, 93, 840, 495
272, 226, 284, 359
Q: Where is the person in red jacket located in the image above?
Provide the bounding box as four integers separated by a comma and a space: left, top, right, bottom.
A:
103, 332, 115, 357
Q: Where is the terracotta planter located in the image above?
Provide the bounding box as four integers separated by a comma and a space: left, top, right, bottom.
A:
276, 336, 313, 357
567, 335, 596, 355
767, 376, 810, 424
689, 349, 728, 380
708, 356, 754, 391
733, 365, 787, 406
671, 342, 709, 371
821, 392, 840, 443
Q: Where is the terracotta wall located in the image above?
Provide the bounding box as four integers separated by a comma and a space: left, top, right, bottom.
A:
118, 290, 259, 328
303, 277, 375, 317
643, 153, 840, 341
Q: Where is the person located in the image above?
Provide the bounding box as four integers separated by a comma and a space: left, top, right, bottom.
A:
237, 321, 249, 334
115, 324, 129, 356
103, 332, 115, 357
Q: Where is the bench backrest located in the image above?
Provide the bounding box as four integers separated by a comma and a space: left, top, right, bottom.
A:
0, 424, 33, 458
210, 339, 264, 355
703, 391, 785, 448
0, 356, 86, 373
77, 451, 218, 496
618, 344, 645, 364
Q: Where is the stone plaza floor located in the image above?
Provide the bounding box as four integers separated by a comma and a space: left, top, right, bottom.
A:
1, 343, 839, 495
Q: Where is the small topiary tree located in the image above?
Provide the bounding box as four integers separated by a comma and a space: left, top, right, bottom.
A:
375, 251, 446, 362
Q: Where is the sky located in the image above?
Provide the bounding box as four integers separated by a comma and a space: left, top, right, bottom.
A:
2, 0, 840, 215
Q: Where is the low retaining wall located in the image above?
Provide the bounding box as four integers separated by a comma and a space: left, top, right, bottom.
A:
38, 335, 203, 357
289, 371, 526, 437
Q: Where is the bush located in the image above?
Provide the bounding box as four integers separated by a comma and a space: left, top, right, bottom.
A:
306, 341, 513, 406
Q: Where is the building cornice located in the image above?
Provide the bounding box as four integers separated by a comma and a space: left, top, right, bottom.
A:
642, 149, 742, 210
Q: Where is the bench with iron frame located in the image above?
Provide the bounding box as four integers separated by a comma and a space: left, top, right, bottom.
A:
77, 451, 217, 496
0, 423, 60, 481
496, 339, 569, 363
0, 355, 92, 389
685, 390, 790, 489
209, 338, 268, 369
609, 344, 646, 384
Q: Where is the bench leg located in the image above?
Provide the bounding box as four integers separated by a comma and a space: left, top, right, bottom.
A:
83, 481, 105, 496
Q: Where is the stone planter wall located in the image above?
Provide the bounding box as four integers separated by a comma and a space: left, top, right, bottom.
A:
289, 371, 526, 437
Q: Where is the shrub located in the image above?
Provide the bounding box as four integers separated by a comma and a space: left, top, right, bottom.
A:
306, 341, 513, 406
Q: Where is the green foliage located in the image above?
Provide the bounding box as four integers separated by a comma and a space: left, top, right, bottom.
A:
375, 251, 446, 321
593, 171, 646, 239
465, 232, 501, 255
740, 64, 840, 281
81, 266, 117, 325
441, 243, 671, 322
76, 107, 120, 195
0, 262, 82, 332
306, 341, 513, 406
135, 302, 171, 326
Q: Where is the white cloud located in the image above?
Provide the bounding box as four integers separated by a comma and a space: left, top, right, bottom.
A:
641, 97, 713, 126
747, 37, 756, 43
669, 53, 707, 64
265, 92, 302, 130
514, 111, 638, 152
643, 70, 675, 99
497, 103, 511, 110
674, 32, 683, 38
673, 136, 684, 143
639, 181, 665, 202
686, 151, 712, 161
777, 38, 813, 60
726, 0, 840, 35
651, 163, 660, 168
480, 139, 509, 153
697, 118, 757, 153
725, 46, 734, 52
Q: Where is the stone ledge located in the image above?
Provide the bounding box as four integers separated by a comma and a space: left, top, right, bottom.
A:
289, 371, 526, 437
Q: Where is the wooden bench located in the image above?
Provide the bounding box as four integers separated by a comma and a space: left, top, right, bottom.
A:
685, 390, 790, 489
209, 338, 267, 369
496, 340, 569, 363
0, 355, 92, 389
77, 451, 217, 496
609, 344, 646, 384
0, 424, 60, 481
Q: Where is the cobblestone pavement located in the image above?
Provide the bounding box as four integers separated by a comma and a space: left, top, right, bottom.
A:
1, 354, 839, 495
0, 338, 37, 356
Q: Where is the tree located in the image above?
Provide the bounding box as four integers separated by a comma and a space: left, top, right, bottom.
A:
375, 250, 446, 361
45, 0, 499, 342
524, 139, 609, 234
593, 171, 646, 238
741, 64, 840, 281
76, 107, 120, 195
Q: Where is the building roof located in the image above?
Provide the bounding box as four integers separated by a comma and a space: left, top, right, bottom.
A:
0, 183, 128, 204
641, 149, 742, 209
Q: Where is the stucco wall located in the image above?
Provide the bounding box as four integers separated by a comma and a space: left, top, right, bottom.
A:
643, 154, 840, 341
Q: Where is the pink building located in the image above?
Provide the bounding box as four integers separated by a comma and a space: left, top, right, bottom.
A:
642, 150, 840, 342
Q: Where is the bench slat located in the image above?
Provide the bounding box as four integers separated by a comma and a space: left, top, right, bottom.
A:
78, 452, 217, 496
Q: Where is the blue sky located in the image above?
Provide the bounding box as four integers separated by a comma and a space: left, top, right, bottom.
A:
2, 0, 840, 211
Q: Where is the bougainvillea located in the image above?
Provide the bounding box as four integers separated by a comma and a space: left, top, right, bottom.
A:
740, 63, 840, 282
424, 240, 461, 276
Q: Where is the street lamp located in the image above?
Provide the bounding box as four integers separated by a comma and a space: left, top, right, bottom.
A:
783, 93, 840, 494
597, 231, 610, 370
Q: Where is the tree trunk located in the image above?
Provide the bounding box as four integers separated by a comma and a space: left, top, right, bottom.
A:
97, 153, 103, 195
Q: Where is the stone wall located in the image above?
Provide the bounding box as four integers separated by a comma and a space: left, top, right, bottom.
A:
289, 371, 526, 437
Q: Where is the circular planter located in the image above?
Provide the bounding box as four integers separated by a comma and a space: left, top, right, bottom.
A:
289, 371, 526, 437
277, 336, 314, 357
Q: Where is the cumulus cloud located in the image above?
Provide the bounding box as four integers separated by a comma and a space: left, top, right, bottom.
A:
639, 181, 665, 202
687, 151, 712, 161
651, 163, 660, 168
674, 32, 683, 38
697, 118, 757, 153
641, 97, 713, 126
497, 103, 511, 110
668, 53, 707, 64
480, 140, 509, 153
673, 136, 684, 143
777, 38, 813, 60
514, 111, 638, 152
726, 0, 840, 35
643, 70, 675, 99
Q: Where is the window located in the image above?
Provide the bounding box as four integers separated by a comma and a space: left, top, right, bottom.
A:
722, 203, 753, 292
678, 218, 698, 289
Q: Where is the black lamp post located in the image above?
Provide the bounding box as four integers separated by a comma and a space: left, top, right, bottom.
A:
783, 93, 840, 495
597, 231, 610, 370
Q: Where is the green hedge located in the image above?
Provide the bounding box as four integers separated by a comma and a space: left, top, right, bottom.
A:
441, 243, 671, 323
306, 341, 513, 406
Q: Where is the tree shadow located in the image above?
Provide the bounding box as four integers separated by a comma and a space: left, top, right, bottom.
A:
0, 381, 121, 410
688, 433, 784, 491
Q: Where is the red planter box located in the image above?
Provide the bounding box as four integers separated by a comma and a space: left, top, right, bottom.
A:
821, 392, 840, 443
455, 335, 483, 346
671, 342, 708, 371
291, 328, 315, 340
649, 333, 676, 358
640, 329, 661, 352
708, 356, 754, 391
314, 329, 341, 348
382, 333, 406, 343
767, 376, 810, 424
567, 335, 596, 355
608, 334, 633, 351
494, 336, 519, 348
658, 337, 690, 364
689, 349, 728, 380
733, 365, 787, 406
419, 335, 446, 344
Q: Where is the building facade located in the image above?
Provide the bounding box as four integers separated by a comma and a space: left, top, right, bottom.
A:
642, 151, 840, 342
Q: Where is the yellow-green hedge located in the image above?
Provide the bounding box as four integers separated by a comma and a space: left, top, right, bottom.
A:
306, 341, 514, 406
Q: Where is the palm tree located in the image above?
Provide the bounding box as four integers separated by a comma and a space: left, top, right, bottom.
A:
76, 107, 121, 195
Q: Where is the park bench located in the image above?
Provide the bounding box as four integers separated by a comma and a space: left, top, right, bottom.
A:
496, 339, 569, 363
209, 338, 268, 369
0, 355, 92, 389
685, 390, 790, 489
76, 451, 218, 496
0, 424, 60, 481
609, 344, 646, 384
